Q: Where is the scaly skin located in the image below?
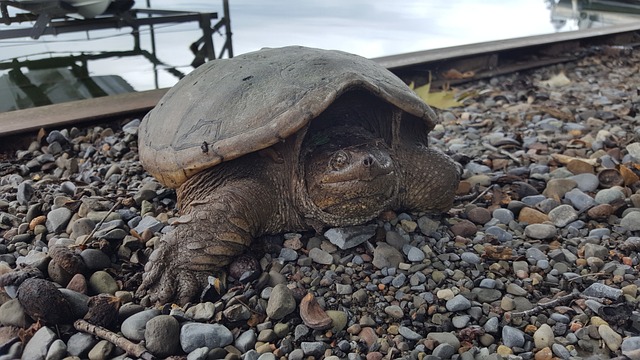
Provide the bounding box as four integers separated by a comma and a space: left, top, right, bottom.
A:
137, 122, 460, 305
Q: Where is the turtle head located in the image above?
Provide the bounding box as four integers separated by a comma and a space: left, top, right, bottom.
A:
303, 126, 399, 220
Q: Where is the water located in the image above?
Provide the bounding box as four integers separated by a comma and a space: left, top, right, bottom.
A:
0, 0, 636, 94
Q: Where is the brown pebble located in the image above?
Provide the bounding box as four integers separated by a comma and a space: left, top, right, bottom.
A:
456, 180, 472, 195
567, 159, 594, 174
598, 169, 624, 188
299, 293, 332, 330
534, 347, 553, 360
620, 164, 639, 186
450, 219, 477, 237
587, 204, 613, 221
28, 215, 47, 231
359, 327, 379, 347
518, 207, 549, 224
467, 207, 492, 225
66, 273, 88, 294
542, 179, 577, 200
366, 352, 383, 360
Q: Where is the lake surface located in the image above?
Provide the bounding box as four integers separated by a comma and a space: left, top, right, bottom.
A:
0, 0, 636, 93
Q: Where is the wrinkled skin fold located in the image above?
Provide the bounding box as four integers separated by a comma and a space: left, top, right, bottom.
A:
136, 92, 460, 305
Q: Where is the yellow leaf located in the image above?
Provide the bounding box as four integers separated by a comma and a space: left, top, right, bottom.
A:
538, 72, 571, 88
410, 73, 465, 110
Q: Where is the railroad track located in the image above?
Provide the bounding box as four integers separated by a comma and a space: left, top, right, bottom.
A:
1, 22, 639, 141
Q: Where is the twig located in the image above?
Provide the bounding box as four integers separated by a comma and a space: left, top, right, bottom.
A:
469, 184, 496, 205
74, 319, 155, 360
508, 291, 579, 318
568, 272, 607, 282
482, 142, 522, 164
81, 199, 121, 245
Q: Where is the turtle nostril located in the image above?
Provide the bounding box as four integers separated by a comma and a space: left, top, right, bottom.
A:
363, 156, 374, 167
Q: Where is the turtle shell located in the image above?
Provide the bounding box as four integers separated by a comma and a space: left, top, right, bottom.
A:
138, 46, 437, 188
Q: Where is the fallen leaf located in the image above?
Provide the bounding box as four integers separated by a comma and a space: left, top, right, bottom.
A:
538, 72, 571, 88
411, 79, 464, 110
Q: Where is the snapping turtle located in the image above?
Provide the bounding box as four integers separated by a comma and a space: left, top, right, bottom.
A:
137, 46, 460, 304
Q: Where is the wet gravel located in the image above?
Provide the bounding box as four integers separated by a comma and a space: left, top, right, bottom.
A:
1, 45, 640, 360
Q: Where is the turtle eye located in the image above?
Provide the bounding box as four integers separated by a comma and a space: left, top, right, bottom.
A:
329, 150, 349, 171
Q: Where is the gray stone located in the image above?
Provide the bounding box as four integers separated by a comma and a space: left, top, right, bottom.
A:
80, 249, 111, 270
67, 332, 97, 357
534, 323, 554, 348
548, 204, 578, 227
0, 298, 31, 328
324, 225, 376, 250
398, 326, 422, 341
622, 336, 640, 360
384, 305, 404, 319
186, 347, 209, 360
404, 245, 425, 262
21, 326, 56, 360
570, 173, 599, 192
426, 332, 460, 350
45, 339, 67, 360
446, 294, 471, 312
564, 188, 595, 211
59, 289, 90, 319
583, 243, 608, 260
432, 343, 456, 359
485, 226, 513, 242
87, 340, 114, 360
235, 329, 257, 353
583, 283, 622, 300
552, 343, 571, 359
133, 215, 164, 234
483, 317, 499, 333
180, 322, 233, 353
184, 301, 215, 321
460, 252, 481, 264
88, 270, 119, 294
452, 315, 471, 328
372, 242, 403, 269
308, 248, 333, 265
492, 208, 514, 224
418, 216, 440, 235
502, 326, 525, 348
121, 309, 160, 341
300, 342, 327, 357
145, 315, 181, 357
17, 181, 34, 206
621, 211, 640, 231
46, 207, 73, 233
266, 284, 296, 320
595, 188, 625, 205
524, 223, 557, 239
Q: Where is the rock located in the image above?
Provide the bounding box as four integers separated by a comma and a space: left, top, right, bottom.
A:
582, 283, 622, 300
80, 249, 112, 271
622, 336, 640, 360
326, 310, 348, 332
121, 309, 160, 341
145, 315, 181, 358
502, 326, 525, 348
180, 322, 233, 353
426, 332, 460, 350
467, 207, 492, 224
599, 324, 622, 351
588, 203, 614, 220
67, 332, 97, 357
17, 278, 75, 324
133, 215, 164, 234
88, 271, 119, 294
450, 219, 477, 237
21, 326, 56, 360
583, 243, 608, 260
185, 301, 215, 321
372, 242, 403, 269
432, 343, 456, 359
0, 298, 31, 327
45, 339, 67, 360
324, 225, 376, 249
594, 188, 625, 204
46, 207, 73, 233
87, 340, 114, 360
300, 342, 327, 357
621, 211, 640, 231
398, 326, 422, 341
384, 305, 404, 319
564, 188, 595, 212
235, 329, 257, 353
534, 323, 554, 349
542, 179, 576, 199
547, 204, 578, 227
492, 208, 514, 224
308, 248, 333, 265
524, 223, 557, 239
518, 207, 549, 224
266, 284, 296, 320
446, 294, 471, 312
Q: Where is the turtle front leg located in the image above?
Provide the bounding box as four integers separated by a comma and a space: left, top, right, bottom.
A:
137, 187, 259, 305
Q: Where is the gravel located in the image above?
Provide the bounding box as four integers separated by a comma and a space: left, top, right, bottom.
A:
0, 46, 640, 360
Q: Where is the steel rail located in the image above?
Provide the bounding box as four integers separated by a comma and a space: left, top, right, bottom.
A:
1, 22, 640, 139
